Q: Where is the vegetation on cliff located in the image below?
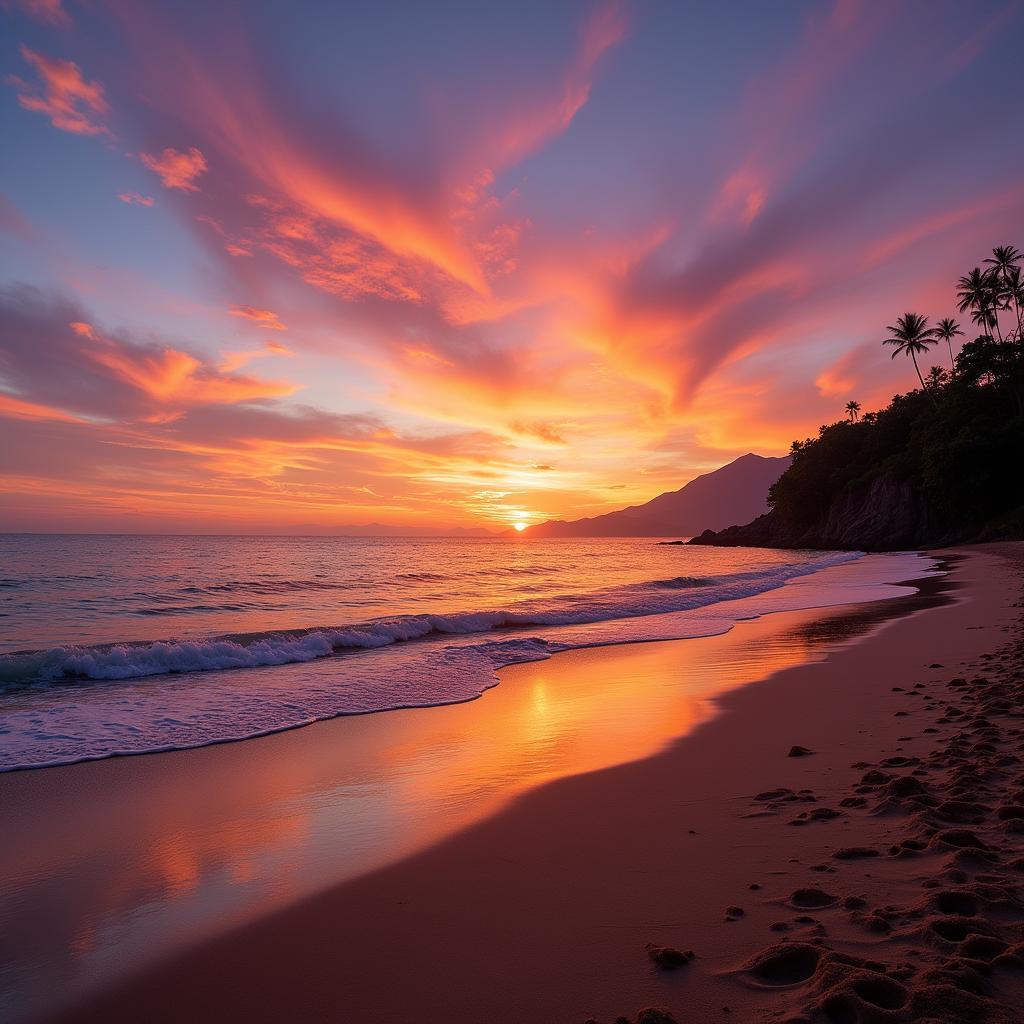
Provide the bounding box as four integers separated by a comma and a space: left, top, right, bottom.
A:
692, 245, 1024, 549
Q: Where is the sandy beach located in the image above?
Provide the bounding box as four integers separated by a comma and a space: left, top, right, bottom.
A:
11, 542, 1016, 1023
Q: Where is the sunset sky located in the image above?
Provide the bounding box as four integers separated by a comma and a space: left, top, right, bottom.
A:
2, 0, 1023, 533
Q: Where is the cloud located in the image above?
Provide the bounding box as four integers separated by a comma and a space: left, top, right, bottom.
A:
10, 46, 108, 135
0, 288, 560, 531
140, 147, 208, 191
446, 0, 628, 180
0, 286, 295, 419
230, 305, 286, 330
10, 0, 71, 27
218, 340, 294, 373
88, 344, 295, 405
118, 191, 154, 207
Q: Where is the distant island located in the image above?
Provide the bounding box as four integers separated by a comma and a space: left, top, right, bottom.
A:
692, 244, 1024, 550
522, 453, 790, 537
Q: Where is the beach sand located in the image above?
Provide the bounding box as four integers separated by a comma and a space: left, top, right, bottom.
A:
31, 543, 1024, 1023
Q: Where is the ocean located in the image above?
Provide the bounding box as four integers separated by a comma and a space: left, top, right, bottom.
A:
0, 534, 937, 771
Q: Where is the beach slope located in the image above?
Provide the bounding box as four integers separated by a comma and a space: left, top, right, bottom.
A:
49, 544, 1024, 1024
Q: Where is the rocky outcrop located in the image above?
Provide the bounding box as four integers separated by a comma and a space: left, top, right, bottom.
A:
690, 474, 934, 550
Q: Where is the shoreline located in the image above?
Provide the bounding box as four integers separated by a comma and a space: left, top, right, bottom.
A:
0, 548, 897, 774
22, 542, 1022, 1023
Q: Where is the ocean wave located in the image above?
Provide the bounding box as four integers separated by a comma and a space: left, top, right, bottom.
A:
0, 552, 861, 687
650, 575, 716, 589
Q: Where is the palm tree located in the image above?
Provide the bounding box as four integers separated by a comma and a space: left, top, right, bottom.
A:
1005, 266, 1024, 340
883, 312, 937, 396
984, 246, 1021, 325
934, 317, 963, 373
845, 400, 861, 422
969, 303, 999, 338
957, 267, 999, 341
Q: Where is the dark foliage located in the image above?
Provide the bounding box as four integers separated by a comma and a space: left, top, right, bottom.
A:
770, 338, 1024, 542
694, 245, 1024, 549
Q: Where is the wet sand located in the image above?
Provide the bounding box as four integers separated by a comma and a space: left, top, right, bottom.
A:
20, 544, 1024, 1023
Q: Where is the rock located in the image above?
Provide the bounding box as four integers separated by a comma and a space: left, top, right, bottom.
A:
790, 887, 837, 909
742, 943, 821, 986
833, 846, 880, 860
788, 745, 814, 757
636, 1009, 678, 1024
645, 944, 693, 969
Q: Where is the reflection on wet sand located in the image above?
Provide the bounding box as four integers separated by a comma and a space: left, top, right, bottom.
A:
0, 585, 949, 1023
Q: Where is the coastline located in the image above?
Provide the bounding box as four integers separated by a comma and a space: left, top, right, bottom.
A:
22, 542, 1022, 1023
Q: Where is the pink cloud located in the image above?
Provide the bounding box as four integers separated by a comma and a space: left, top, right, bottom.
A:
140, 147, 208, 191
10, 45, 108, 135
118, 191, 155, 207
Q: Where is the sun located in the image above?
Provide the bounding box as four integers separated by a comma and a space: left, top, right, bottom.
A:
513, 521, 528, 532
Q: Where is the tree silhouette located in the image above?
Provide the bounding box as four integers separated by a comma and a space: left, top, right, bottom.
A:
957, 268, 999, 341
984, 247, 1023, 341
883, 312, 937, 396
845, 400, 861, 421
934, 317, 964, 374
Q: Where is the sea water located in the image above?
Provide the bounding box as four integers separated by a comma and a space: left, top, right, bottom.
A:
0, 534, 936, 770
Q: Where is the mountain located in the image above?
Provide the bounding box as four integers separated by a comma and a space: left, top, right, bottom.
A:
523, 454, 791, 538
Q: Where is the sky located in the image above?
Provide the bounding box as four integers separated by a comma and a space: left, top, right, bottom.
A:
1, 0, 1023, 534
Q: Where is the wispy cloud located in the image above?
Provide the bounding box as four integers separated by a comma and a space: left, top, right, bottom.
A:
230, 305, 286, 331
118, 191, 154, 207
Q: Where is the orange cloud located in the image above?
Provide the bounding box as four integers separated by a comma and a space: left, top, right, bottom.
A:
69, 320, 96, 338
815, 344, 871, 398
230, 305, 286, 330
0, 392, 84, 423
89, 344, 295, 405
11, 46, 108, 135
140, 147, 208, 191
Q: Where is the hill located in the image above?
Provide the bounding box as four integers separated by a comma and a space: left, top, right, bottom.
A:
523, 453, 791, 538
692, 244, 1024, 551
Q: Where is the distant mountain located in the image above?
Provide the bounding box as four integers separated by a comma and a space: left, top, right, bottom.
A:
523, 454, 791, 538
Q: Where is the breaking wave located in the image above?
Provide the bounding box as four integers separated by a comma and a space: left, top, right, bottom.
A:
0, 551, 862, 688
